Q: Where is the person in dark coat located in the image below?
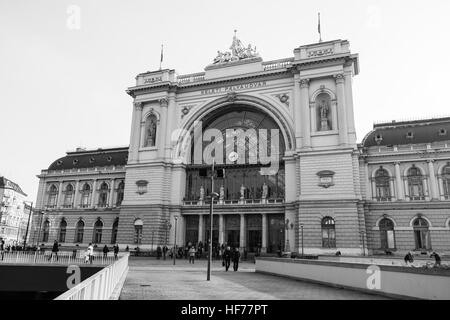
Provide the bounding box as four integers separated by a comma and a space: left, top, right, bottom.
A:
156, 246, 162, 259
102, 245, 109, 258
430, 251, 441, 267
163, 245, 168, 260
232, 248, 241, 272
48, 240, 59, 261
113, 244, 119, 260
404, 251, 414, 265
223, 246, 232, 271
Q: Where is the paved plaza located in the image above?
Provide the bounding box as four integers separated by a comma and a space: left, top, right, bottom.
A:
120, 257, 387, 300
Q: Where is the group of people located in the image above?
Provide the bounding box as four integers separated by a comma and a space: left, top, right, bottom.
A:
404, 251, 442, 267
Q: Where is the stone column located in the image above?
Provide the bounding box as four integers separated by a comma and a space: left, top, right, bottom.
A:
109, 179, 115, 207
239, 214, 246, 250
309, 101, 316, 133
219, 214, 224, 245
335, 74, 348, 145
284, 157, 297, 202
158, 98, 168, 159
344, 71, 357, 144
130, 102, 143, 162
394, 162, 404, 200
261, 213, 268, 253
91, 179, 97, 207
438, 176, 445, 200
73, 180, 80, 208
57, 181, 64, 208
293, 75, 302, 148
299, 79, 311, 148
165, 93, 177, 158
198, 214, 204, 243
389, 178, 396, 201
427, 160, 439, 200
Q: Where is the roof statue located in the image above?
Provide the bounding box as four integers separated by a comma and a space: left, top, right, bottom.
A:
213, 30, 259, 64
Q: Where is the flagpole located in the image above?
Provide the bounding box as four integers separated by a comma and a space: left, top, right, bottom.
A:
159, 44, 163, 70
318, 12, 322, 43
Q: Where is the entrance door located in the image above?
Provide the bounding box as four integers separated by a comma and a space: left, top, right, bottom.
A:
226, 230, 240, 249
268, 214, 284, 253
247, 230, 262, 252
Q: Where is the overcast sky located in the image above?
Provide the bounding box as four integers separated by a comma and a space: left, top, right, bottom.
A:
1, 0, 450, 202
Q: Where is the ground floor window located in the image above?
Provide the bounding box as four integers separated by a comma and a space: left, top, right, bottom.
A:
321, 217, 336, 248
379, 218, 395, 249
134, 219, 143, 244
413, 217, 431, 250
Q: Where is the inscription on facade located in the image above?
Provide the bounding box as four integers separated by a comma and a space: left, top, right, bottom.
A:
200, 81, 267, 95
307, 48, 334, 58
143, 76, 163, 84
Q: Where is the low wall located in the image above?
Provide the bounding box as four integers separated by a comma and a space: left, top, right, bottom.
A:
256, 257, 450, 300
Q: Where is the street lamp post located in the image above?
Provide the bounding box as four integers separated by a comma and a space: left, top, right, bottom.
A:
165, 220, 172, 260
359, 231, 366, 256
23, 201, 33, 250
300, 224, 304, 258
207, 159, 220, 281
173, 217, 178, 265
35, 210, 45, 247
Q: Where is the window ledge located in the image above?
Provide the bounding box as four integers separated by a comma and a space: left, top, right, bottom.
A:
311, 130, 339, 137
139, 147, 158, 151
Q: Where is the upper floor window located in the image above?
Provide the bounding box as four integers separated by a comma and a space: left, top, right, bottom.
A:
144, 114, 157, 147
59, 219, 67, 243
116, 181, 124, 206
442, 165, 450, 200
80, 183, 91, 208
47, 185, 58, 208
63, 184, 74, 208
98, 182, 109, 207
407, 166, 425, 200
374, 168, 391, 201
321, 217, 336, 248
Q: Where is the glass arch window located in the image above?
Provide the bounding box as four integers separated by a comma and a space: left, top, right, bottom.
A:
134, 219, 143, 244
98, 183, 109, 207
63, 184, 74, 208
47, 185, 58, 208
75, 220, 85, 243
59, 220, 67, 243
375, 168, 391, 201
111, 219, 119, 244
93, 219, 103, 244
379, 218, 395, 249
42, 220, 50, 242
407, 166, 425, 200
442, 165, 450, 200
144, 114, 157, 147
321, 217, 336, 248
413, 217, 431, 250
116, 181, 124, 206
80, 183, 91, 208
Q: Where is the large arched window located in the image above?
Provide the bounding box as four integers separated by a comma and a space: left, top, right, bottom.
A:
442, 165, 450, 200
374, 168, 391, 201
42, 220, 50, 242
321, 217, 336, 248
47, 185, 58, 208
134, 219, 143, 244
80, 183, 91, 208
63, 184, 74, 208
75, 220, 85, 243
58, 219, 67, 243
144, 114, 158, 147
379, 218, 395, 249
413, 217, 431, 250
111, 218, 119, 244
407, 166, 425, 200
116, 181, 124, 206
98, 182, 109, 207
93, 219, 103, 243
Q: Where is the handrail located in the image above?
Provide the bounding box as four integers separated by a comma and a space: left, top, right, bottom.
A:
54, 253, 129, 300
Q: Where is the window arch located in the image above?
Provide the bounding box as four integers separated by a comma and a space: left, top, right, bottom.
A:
407, 166, 425, 200
374, 168, 392, 201
80, 183, 91, 208
442, 165, 450, 200
98, 182, 109, 207
93, 219, 103, 243
75, 220, 85, 243
111, 218, 119, 244
413, 217, 431, 250
42, 220, 50, 242
379, 218, 395, 249
47, 184, 58, 208
321, 217, 336, 248
134, 219, 143, 244
144, 114, 158, 147
116, 181, 124, 206
59, 219, 67, 243
63, 184, 74, 208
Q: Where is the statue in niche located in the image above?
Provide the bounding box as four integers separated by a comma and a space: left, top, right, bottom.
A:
145, 115, 157, 147
199, 186, 205, 201
318, 99, 330, 131
262, 183, 268, 199
240, 184, 245, 200
219, 185, 225, 201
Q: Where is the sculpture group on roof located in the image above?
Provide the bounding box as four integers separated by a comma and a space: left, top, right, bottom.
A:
213, 30, 259, 64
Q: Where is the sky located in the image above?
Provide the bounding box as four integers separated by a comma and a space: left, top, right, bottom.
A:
1, 0, 450, 202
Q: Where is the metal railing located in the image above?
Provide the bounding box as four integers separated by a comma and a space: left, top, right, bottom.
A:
54, 253, 129, 300
0, 250, 120, 266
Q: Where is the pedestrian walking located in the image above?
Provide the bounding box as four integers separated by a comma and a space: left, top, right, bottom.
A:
404, 251, 414, 266
48, 240, 59, 262
223, 246, 231, 271
189, 246, 196, 264
163, 245, 168, 260
102, 245, 109, 258
87, 243, 94, 264
232, 248, 241, 272
113, 244, 119, 260
430, 251, 441, 267
0, 239, 5, 261
156, 246, 162, 259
